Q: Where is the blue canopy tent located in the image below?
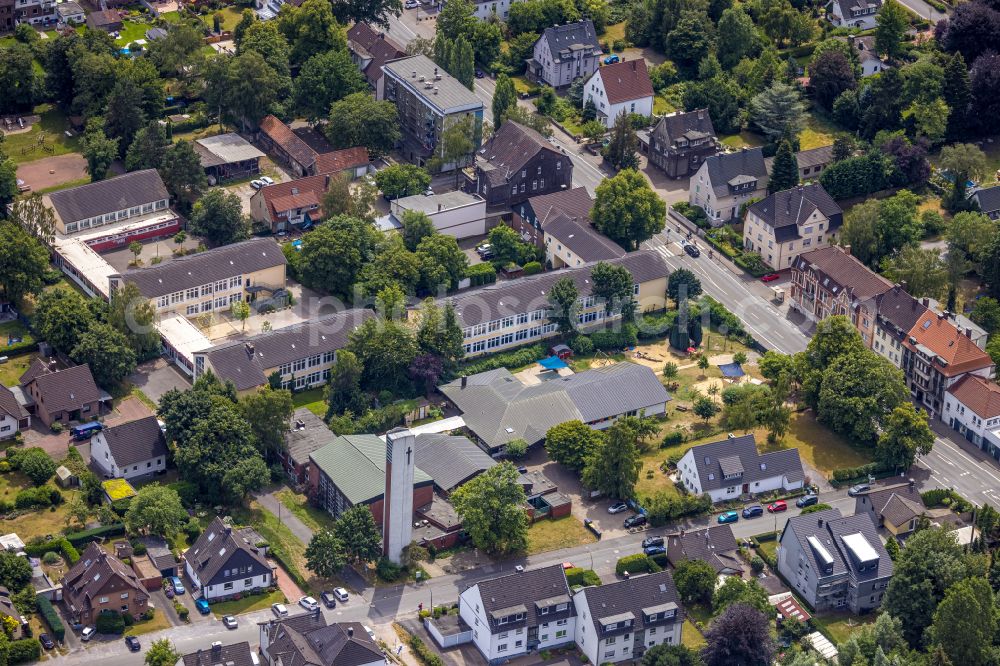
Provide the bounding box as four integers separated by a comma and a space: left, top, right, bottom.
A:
718, 362, 745, 378
538, 355, 569, 370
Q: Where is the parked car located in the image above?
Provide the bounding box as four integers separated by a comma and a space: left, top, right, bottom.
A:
717, 511, 739, 524
39, 634, 55, 650
760, 273, 781, 282
848, 483, 871, 496
642, 535, 664, 548
643, 545, 666, 556
475, 68, 485, 78
603, 54, 620, 64
475, 243, 493, 258
272, 603, 289, 617
683, 242, 701, 258
742, 504, 764, 519
195, 597, 210, 614
169, 577, 185, 595
321, 591, 338, 608
165, 585, 175, 599
623, 514, 647, 528
299, 596, 320, 612
796, 494, 819, 508
767, 500, 788, 513
405, 0, 419, 7
222, 615, 238, 629
608, 501, 629, 514
333, 587, 349, 603
250, 179, 265, 190
81, 627, 96, 642
125, 636, 141, 652
259, 176, 274, 185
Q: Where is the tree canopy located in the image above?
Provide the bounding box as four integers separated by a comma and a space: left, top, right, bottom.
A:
450, 462, 529, 555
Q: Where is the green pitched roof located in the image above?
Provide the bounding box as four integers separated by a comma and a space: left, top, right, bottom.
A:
309, 434, 432, 506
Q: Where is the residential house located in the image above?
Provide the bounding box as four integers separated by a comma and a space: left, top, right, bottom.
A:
385, 191, 487, 239
677, 434, 804, 503
63, 543, 149, 625
864, 286, 929, 369
645, 109, 720, 179
181, 641, 257, 666
308, 434, 434, 524
850, 35, 888, 76
443, 250, 668, 357
582, 59, 654, 128
972, 184, 1000, 220
257, 115, 321, 177
8, 0, 55, 26
250, 173, 331, 232
86, 10, 122, 31
573, 571, 684, 664
525, 21, 601, 88
470, 0, 517, 19
743, 183, 843, 270
89, 416, 167, 480
193, 133, 265, 184
764, 144, 835, 181
192, 309, 374, 393
0, 588, 27, 639
664, 525, 741, 575
472, 120, 574, 210
109, 237, 287, 318
347, 23, 406, 87
944, 374, 1000, 461
510, 184, 591, 247
378, 55, 484, 169
789, 245, 893, 329
0, 0, 13, 31
778, 508, 893, 613
689, 148, 769, 224
185, 517, 274, 602
284, 408, 336, 486
19, 360, 107, 427
902, 309, 995, 417
459, 564, 577, 662
440, 362, 671, 454
259, 616, 384, 666
55, 1, 84, 25
0, 385, 29, 440
921, 296, 988, 349
827, 0, 883, 30
854, 480, 926, 536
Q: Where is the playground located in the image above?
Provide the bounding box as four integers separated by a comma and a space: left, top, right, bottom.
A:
2, 105, 82, 165
16, 153, 88, 193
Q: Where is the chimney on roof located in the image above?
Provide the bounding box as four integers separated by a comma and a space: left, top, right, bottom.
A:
966, 327, 973, 339
412, 70, 417, 78
212, 643, 221, 653
461, 375, 467, 388
438, 203, 442, 212
922, 297, 930, 307
245, 342, 255, 357
818, 517, 824, 527
697, 109, 704, 120
842, 244, 851, 255
325, 174, 331, 187
937, 311, 946, 320
348, 626, 354, 637
908, 478, 915, 490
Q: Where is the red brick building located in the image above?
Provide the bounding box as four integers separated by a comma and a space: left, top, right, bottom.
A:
63, 543, 149, 625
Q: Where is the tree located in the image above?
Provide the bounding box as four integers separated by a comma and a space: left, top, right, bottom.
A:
203, 52, 286, 132
876, 402, 934, 470
325, 349, 365, 417
72, 323, 137, 389
189, 188, 248, 247
641, 644, 703, 666
297, 215, 379, 298
693, 395, 719, 421
582, 119, 606, 143
809, 49, 857, 110
666, 11, 714, 78
817, 349, 908, 444
160, 140, 208, 206
400, 211, 436, 253
545, 420, 603, 472
332, 505, 382, 564
582, 419, 641, 500
749, 82, 805, 142
293, 49, 366, 121
416, 234, 469, 292
493, 73, 517, 125
716, 6, 754, 69
109, 281, 160, 362
940, 142, 988, 211
668, 268, 703, 302
768, 140, 799, 193
415, 299, 464, 367
673, 559, 717, 604
683, 74, 742, 135
860, 68, 905, 139
239, 20, 291, 78
603, 115, 640, 170
836, 612, 906, 666
591, 262, 634, 316
34, 288, 94, 354
375, 164, 432, 200
882, 246, 948, 299
930, 577, 996, 666
433, 115, 477, 180
448, 35, 475, 90
547, 277, 579, 335
592, 169, 666, 250
145, 639, 181, 666
450, 462, 529, 556
326, 93, 401, 158
0, 223, 48, 306
875, 0, 907, 60
17, 448, 57, 486
943, 53, 971, 140
277, 0, 347, 66
148, 19, 205, 77
438, 0, 476, 40
487, 224, 526, 266
124, 484, 188, 537
347, 317, 418, 393
9, 192, 57, 243
701, 604, 774, 666
712, 577, 770, 615
971, 297, 1000, 334
81, 126, 119, 181
305, 530, 347, 578
240, 387, 294, 464
472, 20, 503, 69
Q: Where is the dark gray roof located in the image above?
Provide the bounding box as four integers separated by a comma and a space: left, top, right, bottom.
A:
413, 432, 497, 492
198, 309, 374, 391
870, 286, 929, 339
684, 434, 804, 492
382, 55, 483, 114
447, 250, 668, 327
783, 508, 893, 583
577, 571, 684, 638
478, 121, 560, 178
182, 642, 256, 666
441, 362, 670, 451
474, 564, 575, 632
765, 145, 835, 173
703, 148, 768, 198
544, 213, 626, 263
974, 185, 1000, 214
22, 364, 103, 414
666, 525, 741, 574
265, 620, 383, 666
286, 408, 336, 466
48, 169, 168, 224
113, 237, 285, 300
100, 415, 167, 467
64, 543, 147, 613
541, 20, 601, 61
309, 435, 432, 506
0, 386, 28, 421
833, 0, 883, 18
186, 517, 271, 588
747, 183, 842, 243
527, 186, 594, 226
857, 482, 925, 526
651, 109, 717, 149
792, 246, 894, 303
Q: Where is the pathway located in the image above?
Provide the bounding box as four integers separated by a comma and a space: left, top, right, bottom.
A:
254, 490, 313, 544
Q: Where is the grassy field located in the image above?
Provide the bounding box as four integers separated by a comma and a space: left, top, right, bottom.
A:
681, 619, 706, 649
0, 472, 76, 540
276, 488, 336, 533
0, 320, 33, 351
603, 22, 626, 42
160, 10, 182, 22
720, 132, 766, 149
799, 113, 839, 150
813, 612, 875, 644
209, 588, 287, 617
199, 6, 245, 32
116, 20, 155, 47
0, 352, 35, 387
124, 608, 172, 636
4, 104, 82, 164
291, 388, 325, 417
654, 95, 676, 115
526, 517, 597, 554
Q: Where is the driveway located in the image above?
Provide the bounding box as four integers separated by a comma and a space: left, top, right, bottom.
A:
129, 358, 189, 404
149, 589, 184, 627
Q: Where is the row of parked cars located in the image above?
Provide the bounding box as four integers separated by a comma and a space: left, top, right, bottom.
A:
717, 494, 819, 524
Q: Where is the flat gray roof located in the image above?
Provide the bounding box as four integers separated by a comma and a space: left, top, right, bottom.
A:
195, 133, 265, 166
383, 55, 483, 114
395, 190, 483, 215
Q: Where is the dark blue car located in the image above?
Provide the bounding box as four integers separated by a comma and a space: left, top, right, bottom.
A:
644, 545, 666, 556
742, 504, 764, 519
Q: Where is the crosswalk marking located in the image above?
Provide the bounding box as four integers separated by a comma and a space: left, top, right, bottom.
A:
650, 244, 674, 258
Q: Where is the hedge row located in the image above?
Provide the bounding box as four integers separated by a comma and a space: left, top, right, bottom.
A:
590, 324, 638, 352
66, 523, 125, 547
24, 538, 80, 564
35, 596, 65, 641
614, 553, 661, 576
8, 638, 41, 664
460, 344, 547, 376
699, 296, 749, 342
565, 567, 602, 587
830, 462, 887, 483
921, 488, 974, 513
465, 263, 497, 286
409, 635, 445, 666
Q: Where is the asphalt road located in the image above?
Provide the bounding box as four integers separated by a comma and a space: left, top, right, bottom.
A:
898, 0, 950, 24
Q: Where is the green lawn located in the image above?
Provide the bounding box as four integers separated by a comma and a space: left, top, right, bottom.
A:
0, 472, 77, 540
116, 20, 155, 47
0, 352, 36, 388
798, 112, 839, 151
654, 95, 676, 115
525, 517, 597, 555
4, 104, 82, 164
757, 539, 777, 561
159, 10, 182, 23
758, 411, 873, 476
209, 588, 287, 617
0, 321, 33, 352
813, 612, 874, 644
199, 6, 245, 32
124, 608, 172, 636
276, 488, 336, 533
291, 388, 326, 417
719, 132, 766, 149
682, 619, 707, 649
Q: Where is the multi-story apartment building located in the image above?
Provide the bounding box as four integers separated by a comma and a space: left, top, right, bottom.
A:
788, 245, 892, 329
109, 237, 286, 318
472, 120, 573, 210
645, 109, 719, 179
444, 251, 668, 357
860, 286, 928, 369
525, 21, 601, 88
11, 0, 55, 26
378, 55, 484, 169
689, 148, 769, 224
944, 374, 1000, 462
743, 183, 842, 270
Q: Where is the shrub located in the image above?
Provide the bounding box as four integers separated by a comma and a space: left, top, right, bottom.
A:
66, 523, 125, 547
14, 486, 62, 509
23, 537, 78, 564
167, 481, 200, 508
615, 553, 654, 576
466, 262, 497, 286
661, 430, 685, 447
95, 610, 126, 634
50, 422, 63, 434
523, 261, 542, 275
174, 601, 189, 620
569, 335, 594, 355
590, 324, 638, 351
831, 462, 886, 482
0, 461, 10, 473
750, 556, 765, 574
409, 635, 445, 666
35, 596, 64, 641
565, 567, 602, 587
377, 557, 402, 582
505, 438, 528, 459
645, 492, 712, 526
41, 551, 60, 565
921, 488, 973, 512
130, 540, 148, 556
636, 310, 676, 339
10, 448, 57, 486
461, 344, 547, 376
800, 503, 832, 515
7, 638, 42, 664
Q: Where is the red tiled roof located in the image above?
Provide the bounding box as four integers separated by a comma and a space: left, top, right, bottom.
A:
594, 59, 653, 105
947, 374, 1000, 418
260, 174, 330, 219
314, 147, 370, 175
904, 313, 994, 377
259, 115, 317, 170
270, 191, 321, 213
347, 23, 406, 85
